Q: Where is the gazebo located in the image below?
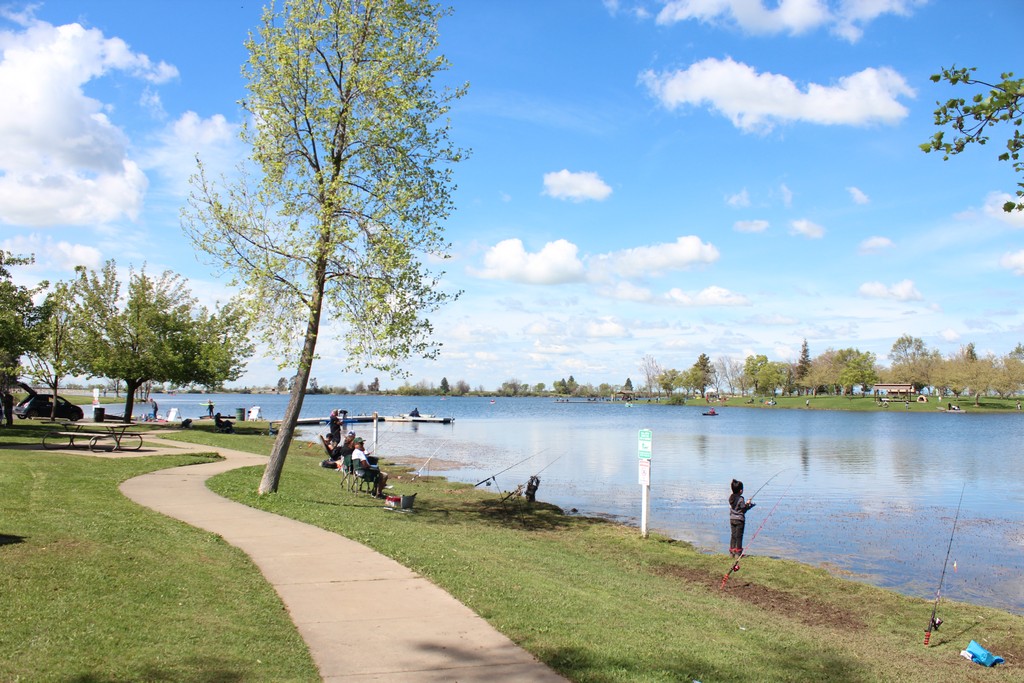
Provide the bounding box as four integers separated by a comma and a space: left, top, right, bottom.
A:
872, 383, 915, 399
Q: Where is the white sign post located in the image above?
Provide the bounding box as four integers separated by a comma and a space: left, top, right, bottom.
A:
638, 429, 652, 538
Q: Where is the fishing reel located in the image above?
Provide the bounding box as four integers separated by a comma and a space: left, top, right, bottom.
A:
930, 616, 942, 631
731, 562, 740, 573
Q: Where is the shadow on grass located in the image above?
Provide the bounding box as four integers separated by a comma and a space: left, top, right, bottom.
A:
69, 656, 251, 682
0, 533, 25, 546
548, 639, 871, 683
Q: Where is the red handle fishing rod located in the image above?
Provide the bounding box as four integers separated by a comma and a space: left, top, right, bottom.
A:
924, 483, 966, 646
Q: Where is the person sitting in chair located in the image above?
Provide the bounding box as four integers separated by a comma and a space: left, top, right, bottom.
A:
351, 437, 388, 498
214, 412, 234, 433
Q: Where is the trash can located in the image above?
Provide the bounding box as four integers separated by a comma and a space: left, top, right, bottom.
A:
94, 406, 105, 422
235, 407, 245, 422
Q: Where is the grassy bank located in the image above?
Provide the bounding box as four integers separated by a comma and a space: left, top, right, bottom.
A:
195, 429, 1022, 682
3, 421, 1021, 682
0, 422, 318, 682
654, 393, 1023, 413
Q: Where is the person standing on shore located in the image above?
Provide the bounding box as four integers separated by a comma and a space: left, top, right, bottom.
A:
328, 409, 343, 446
729, 479, 756, 558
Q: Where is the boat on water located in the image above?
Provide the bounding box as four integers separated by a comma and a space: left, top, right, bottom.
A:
342, 414, 454, 424
388, 413, 455, 424
702, 409, 719, 416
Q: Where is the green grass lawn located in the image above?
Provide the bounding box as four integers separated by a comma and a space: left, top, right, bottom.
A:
0, 422, 318, 683
3, 420, 1021, 682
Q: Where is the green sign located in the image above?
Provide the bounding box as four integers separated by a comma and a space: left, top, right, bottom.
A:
637, 429, 652, 459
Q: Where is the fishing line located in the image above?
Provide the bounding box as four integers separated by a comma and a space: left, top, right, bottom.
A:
924, 482, 966, 646
474, 446, 550, 488
532, 451, 566, 477
720, 475, 797, 590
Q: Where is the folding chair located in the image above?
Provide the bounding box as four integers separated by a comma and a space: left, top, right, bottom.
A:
354, 466, 379, 494
352, 455, 381, 494
339, 451, 356, 491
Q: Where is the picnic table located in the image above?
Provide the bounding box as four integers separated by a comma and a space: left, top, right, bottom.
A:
42, 422, 144, 452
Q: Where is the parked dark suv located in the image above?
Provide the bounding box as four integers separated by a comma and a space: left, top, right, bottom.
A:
13, 384, 84, 421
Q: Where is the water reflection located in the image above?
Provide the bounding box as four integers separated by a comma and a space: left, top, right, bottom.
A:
147, 393, 1024, 613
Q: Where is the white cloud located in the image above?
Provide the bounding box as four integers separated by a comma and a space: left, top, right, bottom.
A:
655, 0, 924, 42
657, 0, 830, 34
735, 219, 769, 233
472, 238, 586, 284
598, 281, 653, 302
859, 236, 893, 253
999, 250, 1024, 275
473, 235, 719, 289
665, 285, 749, 306
142, 111, 240, 196
542, 169, 612, 202
0, 12, 178, 227
847, 186, 870, 204
790, 218, 825, 238
858, 278, 922, 301
585, 317, 627, 337
640, 58, 913, 133
727, 188, 750, 207
831, 0, 925, 42
1, 233, 103, 272
982, 192, 1024, 227
780, 183, 793, 207
940, 328, 960, 342
593, 235, 720, 278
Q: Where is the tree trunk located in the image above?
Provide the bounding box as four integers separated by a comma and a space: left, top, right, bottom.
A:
123, 379, 142, 423
259, 249, 328, 494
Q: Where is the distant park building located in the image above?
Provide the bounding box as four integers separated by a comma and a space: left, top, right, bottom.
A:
872, 383, 915, 398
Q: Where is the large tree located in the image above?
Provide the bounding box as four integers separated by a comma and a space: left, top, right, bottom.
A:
887, 334, 940, 392
794, 339, 812, 393
689, 353, 715, 397
922, 67, 1023, 212
24, 281, 82, 420
183, 0, 466, 493
744, 354, 769, 395
0, 251, 45, 401
836, 348, 878, 395
74, 262, 252, 422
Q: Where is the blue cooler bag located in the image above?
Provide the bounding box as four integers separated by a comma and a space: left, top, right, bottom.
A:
966, 640, 1004, 667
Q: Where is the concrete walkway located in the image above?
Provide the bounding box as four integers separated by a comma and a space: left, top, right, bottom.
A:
119, 437, 567, 683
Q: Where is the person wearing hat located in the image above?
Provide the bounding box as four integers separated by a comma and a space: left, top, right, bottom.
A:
351, 437, 388, 497
338, 430, 356, 458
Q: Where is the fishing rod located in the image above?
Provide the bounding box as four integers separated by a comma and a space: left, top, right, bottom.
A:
412, 437, 455, 479
720, 475, 797, 590
924, 483, 966, 646
747, 468, 789, 503
474, 447, 550, 488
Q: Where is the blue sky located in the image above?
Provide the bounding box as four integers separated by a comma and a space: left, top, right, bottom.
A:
1, 0, 1022, 391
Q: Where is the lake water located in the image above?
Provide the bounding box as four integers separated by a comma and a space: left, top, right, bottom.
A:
134, 393, 1024, 614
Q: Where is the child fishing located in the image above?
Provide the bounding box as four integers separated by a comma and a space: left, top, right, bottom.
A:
729, 479, 756, 558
